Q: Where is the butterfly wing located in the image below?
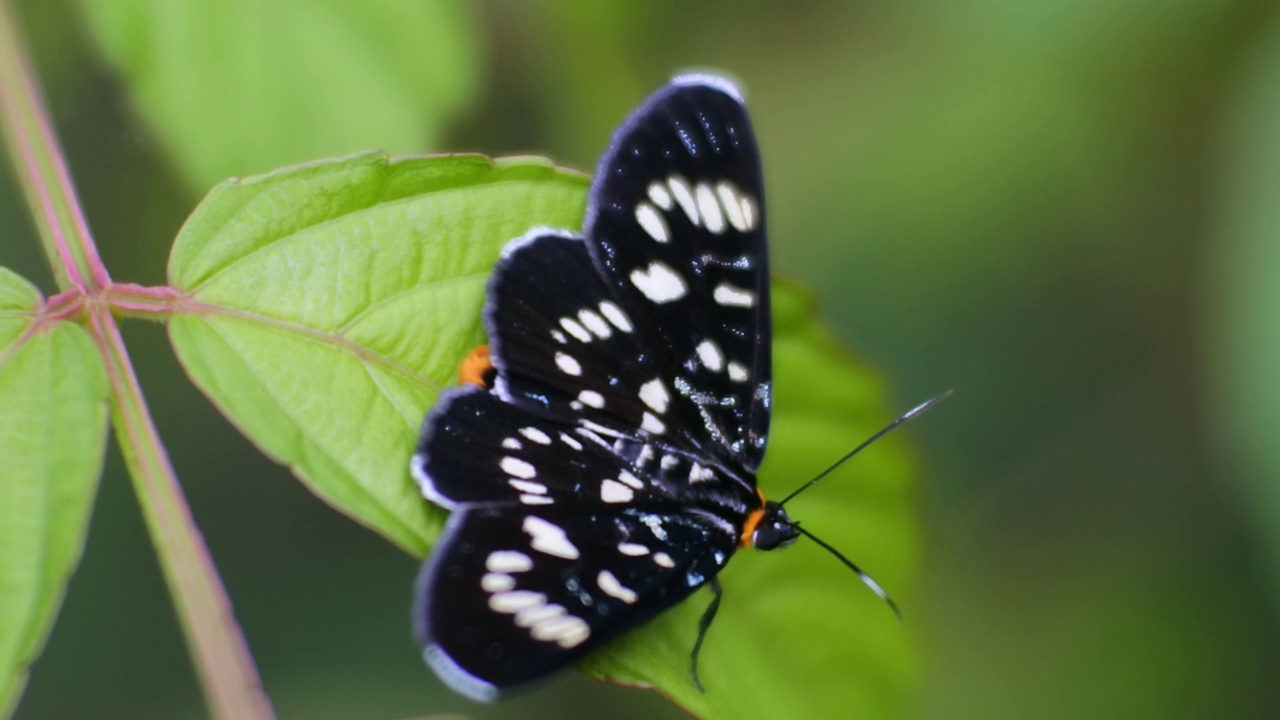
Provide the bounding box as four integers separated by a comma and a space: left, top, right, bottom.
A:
415, 504, 737, 701
484, 229, 684, 442
583, 75, 771, 473
484, 76, 770, 476
414, 383, 678, 509
411, 74, 772, 700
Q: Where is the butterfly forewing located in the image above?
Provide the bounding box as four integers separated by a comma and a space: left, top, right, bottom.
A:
416, 504, 738, 702
584, 75, 771, 473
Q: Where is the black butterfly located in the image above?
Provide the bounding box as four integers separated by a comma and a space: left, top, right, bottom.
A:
410, 74, 911, 702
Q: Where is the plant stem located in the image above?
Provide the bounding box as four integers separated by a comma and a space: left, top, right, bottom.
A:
86, 303, 276, 720
0, 5, 274, 718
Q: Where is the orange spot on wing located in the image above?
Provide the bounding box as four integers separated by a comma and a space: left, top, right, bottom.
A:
458, 345, 495, 388
739, 488, 768, 547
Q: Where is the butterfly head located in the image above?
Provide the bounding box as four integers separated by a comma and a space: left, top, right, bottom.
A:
744, 500, 800, 551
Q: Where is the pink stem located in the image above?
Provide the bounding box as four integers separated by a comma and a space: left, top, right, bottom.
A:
0, 5, 276, 718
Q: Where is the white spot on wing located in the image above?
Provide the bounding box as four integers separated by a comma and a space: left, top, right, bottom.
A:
717, 181, 750, 231
660, 454, 679, 470
740, 194, 758, 230
635, 202, 669, 243
728, 361, 749, 382
617, 470, 644, 489
597, 570, 638, 603
530, 614, 590, 648
696, 339, 725, 372
520, 427, 553, 445
508, 478, 546, 495
520, 494, 554, 505
668, 175, 700, 226
559, 317, 592, 343
578, 390, 605, 409
630, 261, 688, 303
559, 433, 583, 451
696, 183, 726, 233
555, 352, 582, 376
601, 479, 634, 503
551, 329, 568, 344
689, 463, 715, 483
514, 603, 565, 628
502, 437, 522, 450
489, 590, 546, 613
599, 301, 633, 332
501, 456, 537, 479
653, 552, 676, 568
481, 573, 515, 593
648, 181, 673, 210
639, 378, 670, 413
618, 542, 649, 556
578, 309, 612, 338
642, 412, 666, 435
713, 282, 756, 307
486, 550, 532, 573
523, 516, 580, 559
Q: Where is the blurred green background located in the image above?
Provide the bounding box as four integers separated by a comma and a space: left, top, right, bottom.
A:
5, 0, 1280, 717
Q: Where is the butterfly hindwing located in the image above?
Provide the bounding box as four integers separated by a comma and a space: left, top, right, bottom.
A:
414, 384, 675, 508
415, 503, 739, 702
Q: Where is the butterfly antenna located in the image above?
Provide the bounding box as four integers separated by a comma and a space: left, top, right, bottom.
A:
778, 389, 952, 507
794, 524, 901, 620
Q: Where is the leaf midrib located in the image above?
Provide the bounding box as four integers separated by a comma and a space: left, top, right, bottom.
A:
176, 298, 449, 394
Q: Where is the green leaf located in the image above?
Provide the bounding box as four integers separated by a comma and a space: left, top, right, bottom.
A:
166, 151, 917, 715
1206, 14, 1280, 611
0, 267, 110, 717
167, 151, 590, 555
580, 280, 918, 719
75, 0, 480, 191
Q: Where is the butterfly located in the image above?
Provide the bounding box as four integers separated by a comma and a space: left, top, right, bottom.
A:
409, 73, 917, 702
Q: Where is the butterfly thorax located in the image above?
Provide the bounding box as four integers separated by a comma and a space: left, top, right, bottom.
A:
612, 439, 796, 552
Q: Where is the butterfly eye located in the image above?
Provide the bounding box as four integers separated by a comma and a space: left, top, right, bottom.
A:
751, 504, 799, 551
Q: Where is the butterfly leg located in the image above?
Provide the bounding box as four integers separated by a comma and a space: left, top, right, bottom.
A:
689, 577, 723, 693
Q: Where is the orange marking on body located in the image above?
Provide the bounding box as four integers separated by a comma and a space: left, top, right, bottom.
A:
458, 345, 494, 388
739, 488, 768, 547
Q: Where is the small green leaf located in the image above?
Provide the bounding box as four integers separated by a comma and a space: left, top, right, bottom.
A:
75, 0, 480, 191
167, 152, 590, 554
0, 267, 110, 717
580, 280, 918, 719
